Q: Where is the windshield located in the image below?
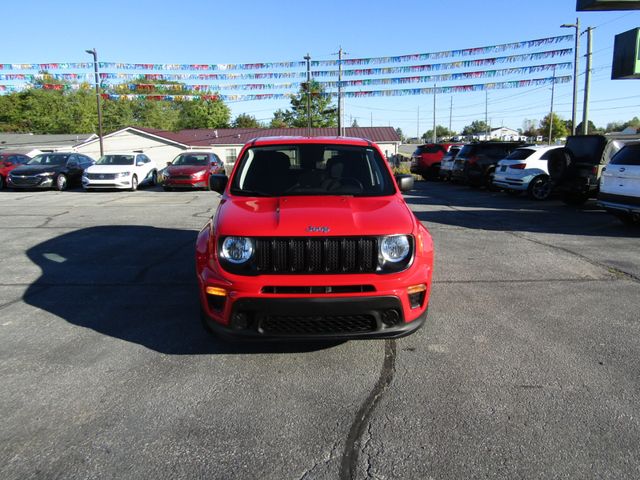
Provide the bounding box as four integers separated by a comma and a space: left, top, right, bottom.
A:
96, 155, 135, 166
27, 154, 69, 166
230, 144, 396, 197
172, 154, 210, 166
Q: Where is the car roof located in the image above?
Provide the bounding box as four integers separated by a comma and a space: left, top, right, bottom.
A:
514, 145, 561, 151
246, 136, 374, 147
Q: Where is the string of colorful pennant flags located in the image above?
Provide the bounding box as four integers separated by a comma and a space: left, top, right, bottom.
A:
0, 34, 574, 101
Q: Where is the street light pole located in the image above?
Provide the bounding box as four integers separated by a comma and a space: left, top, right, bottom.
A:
304, 54, 311, 136
85, 48, 104, 157
561, 19, 580, 136
582, 27, 594, 135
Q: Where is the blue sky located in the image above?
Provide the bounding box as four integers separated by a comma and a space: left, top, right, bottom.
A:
3, 0, 640, 136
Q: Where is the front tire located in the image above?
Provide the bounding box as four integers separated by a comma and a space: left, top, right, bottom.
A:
130, 175, 138, 192
527, 176, 552, 201
55, 174, 67, 191
0, 175, 4, 190
150, 170, 158, 187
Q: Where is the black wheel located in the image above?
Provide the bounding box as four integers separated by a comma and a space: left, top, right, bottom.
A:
55, 174, 67, 191
163, 186, 172, 192
527, 175, 552, 201
150, 170, 158, 186
562, 192, 589, 206
506, 189, 522, 197
130, 175, 138, 192
0, 175, 4, 190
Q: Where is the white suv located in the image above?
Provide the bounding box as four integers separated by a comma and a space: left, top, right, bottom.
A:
598, 141, 640, 225
83, 152, 157, 191
493, 145, 562, 200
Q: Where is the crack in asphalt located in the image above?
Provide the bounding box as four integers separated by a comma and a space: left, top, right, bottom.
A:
339, 339, 396, 480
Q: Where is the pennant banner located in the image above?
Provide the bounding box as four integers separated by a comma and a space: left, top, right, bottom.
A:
0, 34, 572, 72
1, 48, 570, 83
100, 62, 571, 92
85, 76, 571, 102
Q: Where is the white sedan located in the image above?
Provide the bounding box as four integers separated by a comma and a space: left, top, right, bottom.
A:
82, 152, 157, 191
493, 145, 562, 200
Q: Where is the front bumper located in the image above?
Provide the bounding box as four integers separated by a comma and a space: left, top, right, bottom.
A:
7, 176, 54, 189
202, 296, 428, 340
164, 178, 207, 189
83, 177, 133, 189
198, 263, 432, 340
598, 192, 640, 214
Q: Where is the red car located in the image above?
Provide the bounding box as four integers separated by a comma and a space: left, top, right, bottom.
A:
162, 152, 225, 191
410, 143, 462, 180
196, 136, 434, 340
0, 152, 31, 190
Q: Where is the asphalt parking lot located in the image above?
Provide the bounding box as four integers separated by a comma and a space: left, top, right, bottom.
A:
1, 182, 640, 479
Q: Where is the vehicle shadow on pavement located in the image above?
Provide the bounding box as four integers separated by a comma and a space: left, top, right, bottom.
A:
406, 182, 640, 238
24, 226, 339, 355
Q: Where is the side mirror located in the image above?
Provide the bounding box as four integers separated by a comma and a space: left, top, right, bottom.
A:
395, 174, 414, 192
166, 161, 172, 167
209, 174, 228, 194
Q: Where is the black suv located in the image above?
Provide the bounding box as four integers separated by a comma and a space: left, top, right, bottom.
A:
547, 135, 625, 205
450, 141, 526, 187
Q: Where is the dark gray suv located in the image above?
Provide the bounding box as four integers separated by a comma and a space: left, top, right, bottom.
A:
451, 141, 527, 187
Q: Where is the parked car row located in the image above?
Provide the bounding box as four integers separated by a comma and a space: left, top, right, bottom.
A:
0, 151, 225, 192
412, 135, 640, 225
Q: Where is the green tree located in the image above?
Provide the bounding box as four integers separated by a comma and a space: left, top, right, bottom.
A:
269, 109, 290, 128
351, 118, 359, 127
232, 113, 261, 128
101, 98, 135, 132
539, 113, 568, 141
395, 127, 405, 143
0, 93, 25, 132
284, 80, 337, 128
422, 125, 454, 140
177, 98, 230, 130
132, 99, 180, 130
462, 120, 490, 135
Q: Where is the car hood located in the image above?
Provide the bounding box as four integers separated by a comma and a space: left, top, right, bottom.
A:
10, 165, 63, 175
215, 195, 416, 237
166, 166, 208, 176
85, 165, 133, 174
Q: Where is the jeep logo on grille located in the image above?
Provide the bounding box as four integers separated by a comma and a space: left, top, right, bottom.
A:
307, 226, 330, 233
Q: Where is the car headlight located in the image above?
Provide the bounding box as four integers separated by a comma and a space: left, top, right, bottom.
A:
380, 235, 410, 263
116, 172, 130, 178
191, 170, 206, 179
220, 236, 254, 264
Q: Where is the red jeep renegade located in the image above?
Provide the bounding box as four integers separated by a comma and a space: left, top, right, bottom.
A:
196, 136, 434, 340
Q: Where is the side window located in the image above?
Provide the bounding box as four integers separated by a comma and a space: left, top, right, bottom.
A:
20, 155, 30, 164
68, 154, 79, 165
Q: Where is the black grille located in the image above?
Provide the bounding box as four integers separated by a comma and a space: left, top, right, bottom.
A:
261, 285, 375, 294
259, 314, 377, 335
254, 237, 378, 274
170, 175, 191, 180
9, 175, 40, 186
87, 173, 117, 180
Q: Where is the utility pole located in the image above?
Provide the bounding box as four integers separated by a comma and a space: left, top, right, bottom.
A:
449, 96, 453, 135
304, 53, 311, 136
485, 90, 489, 140
561, 18, 580, 136
432, 84, 437, 143
85, 48, 103, 157
334, 47, 348, 136
370, 112, 373, 127
582, 27, 593, 135
548, 67, 556, 145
